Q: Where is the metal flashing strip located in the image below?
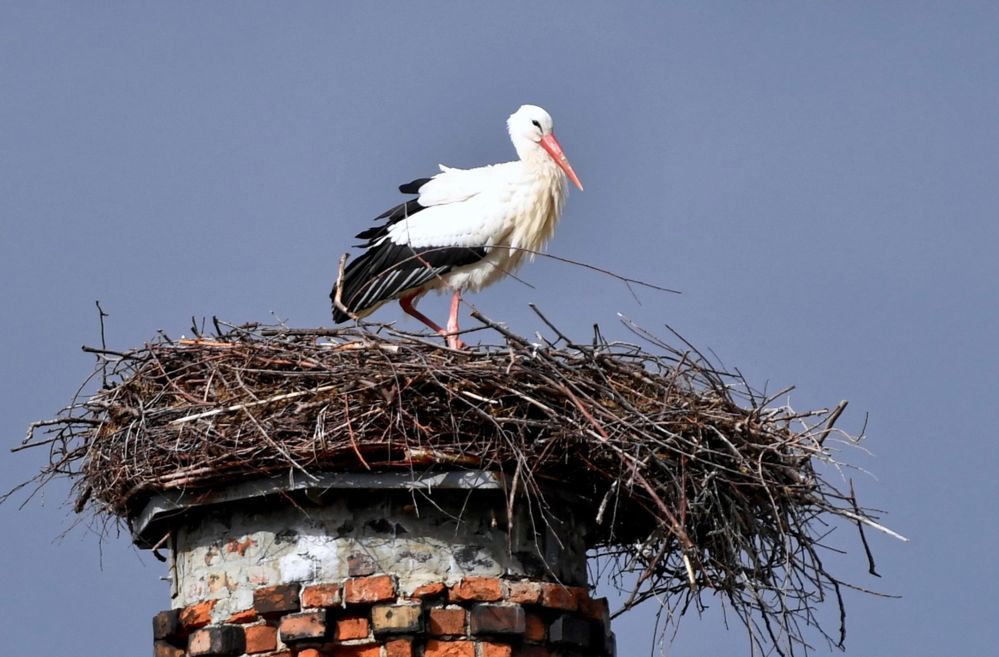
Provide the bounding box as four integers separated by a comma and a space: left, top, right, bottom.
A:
130, 469, 504, 548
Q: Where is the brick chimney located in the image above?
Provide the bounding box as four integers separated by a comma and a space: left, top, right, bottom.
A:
140, 470, 614, 657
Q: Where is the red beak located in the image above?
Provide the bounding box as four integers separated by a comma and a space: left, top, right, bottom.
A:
539, 133, 584, 191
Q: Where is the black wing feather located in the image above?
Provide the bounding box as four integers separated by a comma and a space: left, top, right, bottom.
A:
358, 199, 425, 242
354, 177, 434, 243
398, 177, 432, 194
332, 242, 487, 322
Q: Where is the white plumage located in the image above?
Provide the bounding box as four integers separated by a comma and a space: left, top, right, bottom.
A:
331, 104, 582, 349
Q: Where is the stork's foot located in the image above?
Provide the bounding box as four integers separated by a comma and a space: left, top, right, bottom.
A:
445, 333, 466, 350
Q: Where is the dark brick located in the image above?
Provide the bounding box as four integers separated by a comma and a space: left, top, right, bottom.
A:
348, 552, 377, 576
604, 630, 617, 657
188, 625, 245, 656
511, 647, 551, 657
579, 596, 610, 624
524, 612, 546, 642
469, 604, 526, 636
152, 609, 182, 641
278, 609, 330, 643
253, 583, 302, 615
549, 615, 592, 650
154, 640, 185, 657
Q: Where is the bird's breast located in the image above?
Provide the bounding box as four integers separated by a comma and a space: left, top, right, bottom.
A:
501, 166, 567, 257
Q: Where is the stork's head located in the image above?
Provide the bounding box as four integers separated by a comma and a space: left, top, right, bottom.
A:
507, 105, 583, 191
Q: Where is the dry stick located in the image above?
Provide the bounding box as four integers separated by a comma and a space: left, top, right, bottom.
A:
81, 345, 129, 358
816, 400, 848, 446
469, 310, 532, 347
168, 385, 338, 425
518, 247, 681, 295
261, 327, 344, 337
849, 480, 881, 577
331, 253, 354, 320
342, 393, 371, 470
556, 378, 698, 590
240, 407, 314, 480
529, 303, 575, 347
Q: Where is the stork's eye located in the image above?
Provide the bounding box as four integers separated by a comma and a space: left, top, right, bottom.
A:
531, 119, 542, 131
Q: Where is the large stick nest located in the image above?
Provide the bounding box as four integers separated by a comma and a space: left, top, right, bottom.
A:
15, 314, 894, 655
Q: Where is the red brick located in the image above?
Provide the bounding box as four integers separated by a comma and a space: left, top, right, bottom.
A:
336, 645, 381, 657
279, 610, 329, 643
344, 575, 396, 604
154, 640, 185, 657
254, 583, 302, 615
539, 583, 577, 611
302, 583, 342, 608
385, 639, 413, 657
480, 642, 513, 657
425, 639, 475, 657
569, 586, 591, 608
506, 581, 542, 605
296, 650, 322, 657
244, 624, 278, 654
524, 613, 546, 642
449, 577, 503, 603
226, 607, 259, 624
180, 599, 217, 629
429, 607, 466, 636
409, 581, 447, 599
335, 615, 370, 640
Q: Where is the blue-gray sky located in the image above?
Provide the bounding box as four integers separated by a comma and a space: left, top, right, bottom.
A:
2, 3, 997, 655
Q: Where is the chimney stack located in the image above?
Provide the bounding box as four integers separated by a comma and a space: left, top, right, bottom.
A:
141, 470, 614, 657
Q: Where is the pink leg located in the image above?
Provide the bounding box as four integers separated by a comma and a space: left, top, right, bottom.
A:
446, 290, 465, 350
398, 291, 466, 350
399, 293, 446, 334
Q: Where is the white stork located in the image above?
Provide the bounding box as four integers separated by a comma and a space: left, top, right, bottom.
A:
331, 104, 583, 349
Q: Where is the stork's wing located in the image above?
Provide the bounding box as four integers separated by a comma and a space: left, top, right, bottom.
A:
417, 164, 497, 206
332, 240, 487, 322
355, 165, 496, 243
332, 166, 505, 322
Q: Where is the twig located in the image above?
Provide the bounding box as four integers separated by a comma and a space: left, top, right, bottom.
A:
169, 385, 338, 425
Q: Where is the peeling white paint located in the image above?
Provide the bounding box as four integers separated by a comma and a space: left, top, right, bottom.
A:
170, 489, 587, 621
